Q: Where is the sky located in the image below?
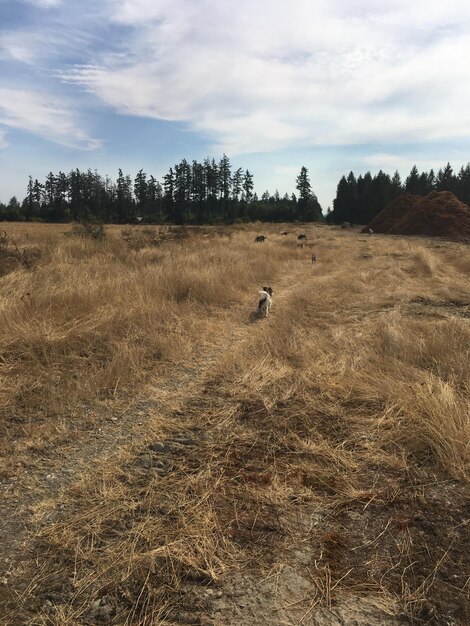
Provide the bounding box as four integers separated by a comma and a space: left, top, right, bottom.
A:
1, 0, 470, 210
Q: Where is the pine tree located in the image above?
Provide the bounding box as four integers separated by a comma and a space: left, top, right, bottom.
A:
436, 162, 456, 193
116, 169, 134, 221
218, 154, 232, 201
232, 167, 243, 201
163, 167, 175, 221
296, 166, 312, 201
331, 176, 351, 223
296, 166, 322, 221
457, 163, 470, 205
405, 165, 421, 194
391, 170, 402, 195
243, 170, 254, 202
191, 161, 206, 223
25, 176, 36, 220
134, 169, 148, 208
427, 169, 436, 192
45, 172, 56, 207
174, 160, 191, 223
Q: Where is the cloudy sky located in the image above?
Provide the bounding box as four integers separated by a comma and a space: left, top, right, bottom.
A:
1, 0, 470, 209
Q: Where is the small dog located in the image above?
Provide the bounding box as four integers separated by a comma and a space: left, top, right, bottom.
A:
311, 254, 317, 264
258, 286, 273, 317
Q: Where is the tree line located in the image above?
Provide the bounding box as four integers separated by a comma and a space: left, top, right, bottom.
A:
327, 162, 470, 225
0, 156, 322, 224
3, 159, 468, 225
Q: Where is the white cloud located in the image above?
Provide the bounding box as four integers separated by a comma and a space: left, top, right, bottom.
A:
0, 129, 8, 149
56, 0, 470, 154
0, 32, 45, 64
0, 88, 102, 150
0, 22, 100, 66
22, 0, 62, 7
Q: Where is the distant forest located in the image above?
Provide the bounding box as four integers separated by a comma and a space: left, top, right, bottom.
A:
0, 157, 321, 224
1, 156, 469, 225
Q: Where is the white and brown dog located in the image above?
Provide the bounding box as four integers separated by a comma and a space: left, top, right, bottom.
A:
258, 286, 273, 317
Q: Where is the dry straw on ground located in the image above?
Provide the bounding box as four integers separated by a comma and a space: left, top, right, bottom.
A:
0, 223, 469, 625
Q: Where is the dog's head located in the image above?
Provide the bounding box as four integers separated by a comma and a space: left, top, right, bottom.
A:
266, 287, 273, 296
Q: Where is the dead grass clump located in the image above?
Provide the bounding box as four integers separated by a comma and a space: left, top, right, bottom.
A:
66, 220, 106, 241
411, 246, 438, 276
0, 230, 41, 276
121, 226, 161, 250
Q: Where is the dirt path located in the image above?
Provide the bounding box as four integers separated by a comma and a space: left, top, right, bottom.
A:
0, 258, 316, 621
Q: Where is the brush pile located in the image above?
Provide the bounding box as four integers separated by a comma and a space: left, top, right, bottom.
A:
363, 191, 470, 242
361, 193, 422, 234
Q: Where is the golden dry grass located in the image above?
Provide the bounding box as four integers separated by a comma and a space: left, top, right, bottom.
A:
0, 223, 469, 625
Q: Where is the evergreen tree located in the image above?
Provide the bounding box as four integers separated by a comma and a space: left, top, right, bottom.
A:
45, 172, 56, 207
32, 179, 44, 207
174, 160, 191, 223
330, 176, 351, 223
218, 154, 232, 201
436, 162, 456, 193
134, 169, 148, 208
6, 196, 22, 220
232, 167, 243, 200
116, 169, 134, 221
296, 166, 311, 202
295, 166, 322, 221
427, 169, 436, 192
457, 163, 470, 205
405, 165, 421, 194
243, 170, 254, 202
191, 161, 206, 223
163, 167, 175, 221
391, 170, 402, 195
24, 176, 37, 220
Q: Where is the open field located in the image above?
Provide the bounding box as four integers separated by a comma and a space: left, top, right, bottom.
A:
0, 222, 469, 625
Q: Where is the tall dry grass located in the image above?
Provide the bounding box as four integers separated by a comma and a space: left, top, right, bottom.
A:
1, 224, 469, 625
0, 224, 304, 447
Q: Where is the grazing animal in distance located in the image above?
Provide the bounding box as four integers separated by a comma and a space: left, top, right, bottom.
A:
297, 234, 307, 241
281, 231, 289, 236
258, 286, 273, 317
311, 254, 317, 264
255, 235, 267, 242
368, 228, 373, 236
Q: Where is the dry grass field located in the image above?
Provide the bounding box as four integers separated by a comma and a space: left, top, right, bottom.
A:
0, 222, 469, 625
